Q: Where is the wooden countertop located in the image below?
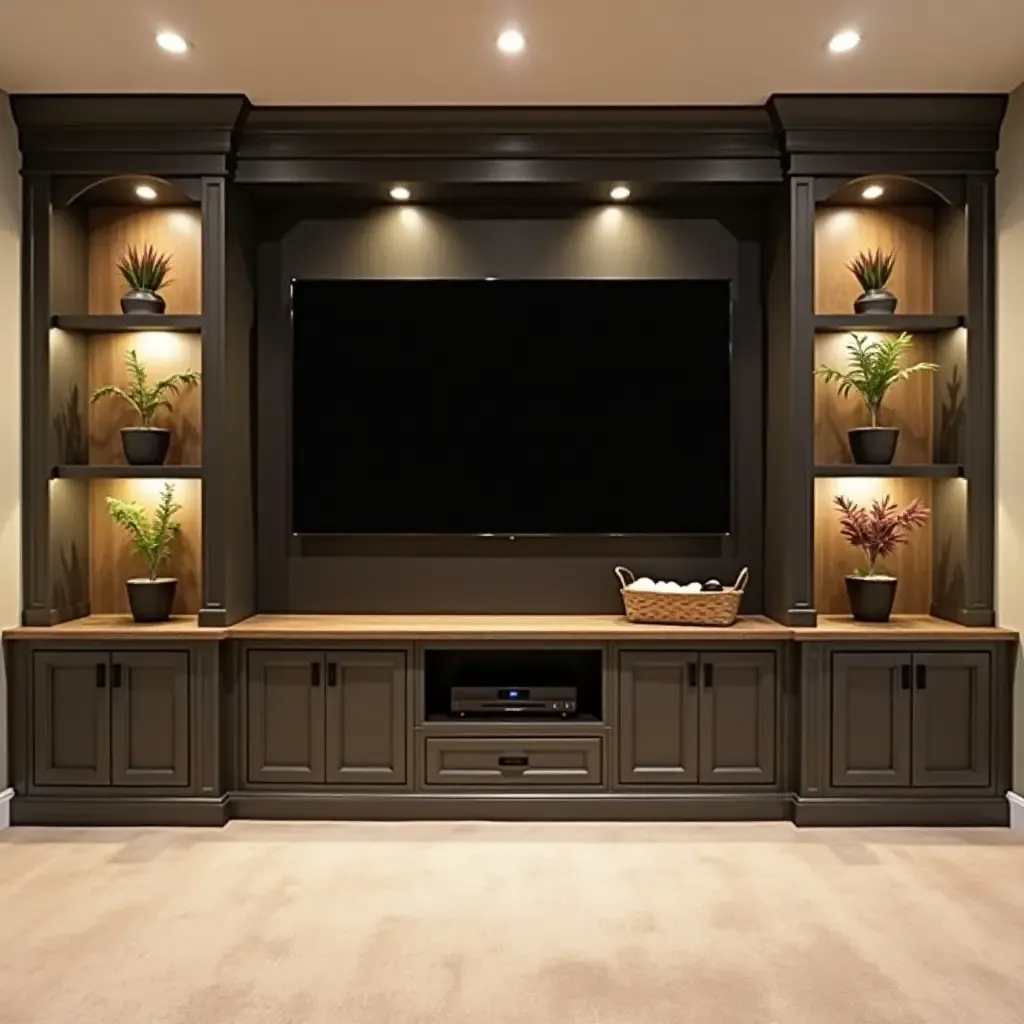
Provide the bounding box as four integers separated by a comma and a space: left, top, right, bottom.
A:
226, 614, 792, 641
3, 613, 1017, 642
4, 616, 226, 640
792, 615, 1018, 641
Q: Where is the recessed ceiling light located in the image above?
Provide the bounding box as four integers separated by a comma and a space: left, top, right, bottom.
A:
135, 184, 158, 201
828, 29, 860, 53
609, 185, 631, 201
389, 185, 411, 201
861, 184, 885, 200
156, 31, 189, 54
497, 28, 526, 55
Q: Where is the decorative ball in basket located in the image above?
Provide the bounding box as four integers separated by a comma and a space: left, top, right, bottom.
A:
614, 566, 749, 627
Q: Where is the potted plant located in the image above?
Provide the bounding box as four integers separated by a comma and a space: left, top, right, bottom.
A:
814, 332, 938, 465
116, 244, 173, 314
847, 248, 898, 314
833, 493, 929, 622
91, 348, 201, 466
106, 482, 183, 623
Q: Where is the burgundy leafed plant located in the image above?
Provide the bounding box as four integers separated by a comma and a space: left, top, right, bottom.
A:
833, 494, 930, 577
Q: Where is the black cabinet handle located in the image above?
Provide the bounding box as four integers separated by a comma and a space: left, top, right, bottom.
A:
703, 664, 713, 688
327, 663, 337, 687
498, 755, 529, 768
311, 663, 321, 687
111, 664, 122, 689
688, 662, 697, 688
95, 664, 106, 689
916, 665, 927, 690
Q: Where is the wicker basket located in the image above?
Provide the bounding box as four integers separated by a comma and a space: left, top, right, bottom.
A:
615, 566, 749, 627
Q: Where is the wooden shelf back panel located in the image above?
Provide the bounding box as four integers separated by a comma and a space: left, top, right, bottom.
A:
815, 206, 935, 315
88, 332, 202, 466
814, 332, 935, 465
814, 477, 933, 616
87, 207, 202, 316
89, 478, 202, 616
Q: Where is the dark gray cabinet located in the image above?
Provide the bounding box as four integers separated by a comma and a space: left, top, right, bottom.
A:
246, 650, 407, 786
325, 653, 407, 785
618, 652, 699, 784
618, 651, 776, 785
32, 650, 189, 789
247, 651, 325, 784
700, 652, 776, 784
831, 652, 911, 787
830, 651, 991, 789
32, 651, 111, 787
911, 653, 991, 787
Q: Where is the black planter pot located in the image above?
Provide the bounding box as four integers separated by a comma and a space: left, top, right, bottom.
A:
121, 427, 171, 466
120, 290, 166, 315
845, 575, 897, 623
126, 578, 177, 623
853, 289, 898, 315
848, 426, 899, 465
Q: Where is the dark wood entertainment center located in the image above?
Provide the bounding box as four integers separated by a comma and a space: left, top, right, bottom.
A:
4, 93, 1018, 828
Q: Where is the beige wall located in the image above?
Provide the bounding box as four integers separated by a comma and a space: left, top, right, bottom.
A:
997, 84, 1024, 794
0, 92, 19, 791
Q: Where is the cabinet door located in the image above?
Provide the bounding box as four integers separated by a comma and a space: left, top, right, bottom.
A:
247, 652, 325, 784
912, 653, 991, 787
618, 652, 699, 784
699, 652, 776, 784
31, 651, 111, 786
831, 653, 911, 787
110, 652, 190, 787
325, 653, 407, 785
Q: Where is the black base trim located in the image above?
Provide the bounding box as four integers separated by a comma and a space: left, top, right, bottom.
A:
230, 791, 791, 822
792, 796, 1009, 827
10, 796, 230, 827
7, 792, 1013, 828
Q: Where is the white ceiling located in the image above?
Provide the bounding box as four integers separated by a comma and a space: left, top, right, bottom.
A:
0, 0, 1023, 105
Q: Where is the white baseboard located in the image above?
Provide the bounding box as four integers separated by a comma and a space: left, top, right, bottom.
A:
0, 788, 12, 831
1008, 792, 1024, 834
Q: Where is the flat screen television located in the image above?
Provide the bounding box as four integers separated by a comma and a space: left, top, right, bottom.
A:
291, 278, 732, 535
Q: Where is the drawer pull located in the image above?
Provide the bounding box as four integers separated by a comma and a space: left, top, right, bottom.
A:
498, 755, 529, 768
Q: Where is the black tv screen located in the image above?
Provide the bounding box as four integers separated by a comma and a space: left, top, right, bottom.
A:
291, 279, 732, 535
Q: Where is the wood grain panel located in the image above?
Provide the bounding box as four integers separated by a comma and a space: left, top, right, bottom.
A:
793, 616, 1016, 641
88, 332, 202, 465
87, 207, 202, 315
226, 613, 790, 640
89, 478, 202, 616
814, 332, 935, 464
814, 477, 933, 615
815, 206, 934, 315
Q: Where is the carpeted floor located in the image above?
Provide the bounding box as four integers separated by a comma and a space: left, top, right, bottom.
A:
1, 822, 1022, 1024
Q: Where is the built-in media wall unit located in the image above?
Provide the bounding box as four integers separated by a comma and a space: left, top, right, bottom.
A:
3, 95, 1018, 828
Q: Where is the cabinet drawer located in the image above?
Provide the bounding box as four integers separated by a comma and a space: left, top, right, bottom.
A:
423, 737, 603, 787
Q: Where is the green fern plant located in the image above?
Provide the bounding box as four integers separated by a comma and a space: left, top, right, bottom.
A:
106, 483, 182, 580
847, 248, 897, 293
815, 332, 938, 427
116, 244, 173, 293
90, 349, 200, 426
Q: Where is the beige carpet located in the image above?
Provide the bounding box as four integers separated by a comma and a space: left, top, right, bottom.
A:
1, 822, 1022, 1024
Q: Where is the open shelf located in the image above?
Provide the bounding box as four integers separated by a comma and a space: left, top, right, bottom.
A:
51, 315, 203, 334
813, 315, 963, 334
815, 464, 962, 478
52, 465, 202, 480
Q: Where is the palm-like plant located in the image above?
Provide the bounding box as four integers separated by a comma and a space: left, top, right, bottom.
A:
814, 333, 937, 427
91, 349, 201, 426
847, 248, 897, 293
116, 244, 173, 293
106, 483, 182, 580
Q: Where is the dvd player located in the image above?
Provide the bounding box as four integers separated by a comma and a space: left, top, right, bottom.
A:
450, 685, 578, 717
